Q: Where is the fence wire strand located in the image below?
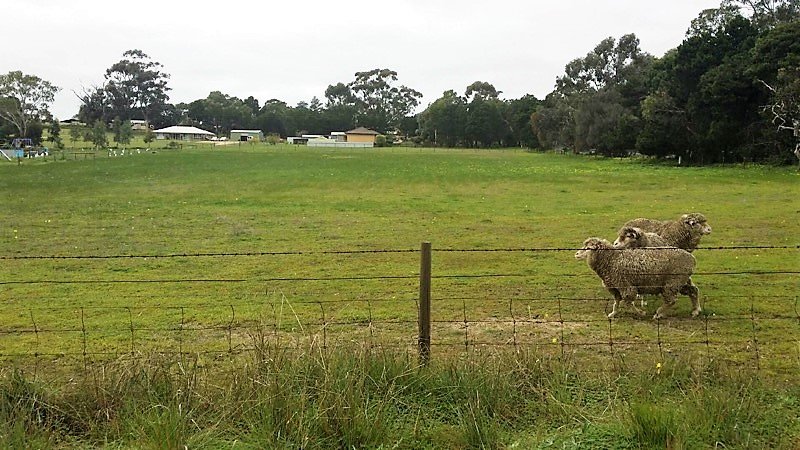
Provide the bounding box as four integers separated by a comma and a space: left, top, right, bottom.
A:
1, 244, 797, 379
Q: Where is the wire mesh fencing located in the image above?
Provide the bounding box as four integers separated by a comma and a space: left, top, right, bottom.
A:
1, 244, 797, 379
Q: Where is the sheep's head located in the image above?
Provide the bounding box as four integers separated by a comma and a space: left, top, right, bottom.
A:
575, 237, 610, 259
681, 213, 712, 235
613, 226, 642, 248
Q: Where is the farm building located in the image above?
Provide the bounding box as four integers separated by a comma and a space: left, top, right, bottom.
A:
345, 127, 379, 145
307, 137, 336, 147
230, 130, 264, 142
287, 134, 324, 145
59, 118, 85, 126
130, 120, 150, 130
154, 126, 215, 141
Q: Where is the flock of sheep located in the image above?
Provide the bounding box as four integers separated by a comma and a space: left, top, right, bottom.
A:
575, 213, 713, 319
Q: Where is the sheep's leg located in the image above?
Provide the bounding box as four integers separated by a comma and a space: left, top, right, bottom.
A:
607, 288, 622, 319
622, 288, 646, 317
607, 301, 620, 319
680, 279, 701, 317
654, 289, 679, 319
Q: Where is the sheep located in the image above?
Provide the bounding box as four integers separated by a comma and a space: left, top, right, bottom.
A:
623, 213, 712, 252
613, 226, 673, 307
613, 226, 702, 308
575, 237, 701, 319
613, 226, 670, 249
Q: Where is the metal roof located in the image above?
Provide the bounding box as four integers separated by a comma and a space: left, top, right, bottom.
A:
154, 126, 214, 135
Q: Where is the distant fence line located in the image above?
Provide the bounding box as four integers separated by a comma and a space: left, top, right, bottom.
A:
1, 297, 798, 377
1, 244, 797, 260
1, 242, 797, 377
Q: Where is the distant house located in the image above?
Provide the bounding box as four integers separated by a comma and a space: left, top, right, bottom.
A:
345, 127, 379, 145
154, 126, 215, 141
330, 131, 346, 142
59, 118, 85, 126
230, 130, 264, 142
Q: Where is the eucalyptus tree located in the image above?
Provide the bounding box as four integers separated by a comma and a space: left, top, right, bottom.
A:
418, 90, 467, 147
0, 70, 59, 139
347, 68, 422, 132
103, 49, 171, 123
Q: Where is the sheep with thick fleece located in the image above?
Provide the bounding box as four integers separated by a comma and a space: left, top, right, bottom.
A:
623, 213, 712, 252
575, 237, 701, 319
613, 226, 701, 307
613, 226, 671, 249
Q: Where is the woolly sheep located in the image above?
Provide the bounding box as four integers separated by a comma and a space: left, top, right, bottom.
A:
575, 237, 701, 319
613, 226, 702, 307
623, 213, 712, 252
613, 226, 671, 249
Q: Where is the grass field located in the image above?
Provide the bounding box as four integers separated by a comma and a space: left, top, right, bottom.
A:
1, 144, 799, 447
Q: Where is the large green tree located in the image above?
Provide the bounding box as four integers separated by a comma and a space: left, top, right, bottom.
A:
347, 69, 422, 132
750, 19, 800, 161
504, 94, 541, 148
79, 50, 171, 125
639, 13, 761, 163
418, 90, 467, 147
187, 91, 254, 134
535, 34, 651, 154
0, 71, 59, 139
531, 93, 575, 150
466, 95, 506, 147
256, 99, 291, 137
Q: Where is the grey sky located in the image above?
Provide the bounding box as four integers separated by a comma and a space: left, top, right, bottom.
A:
6, 0, 722, 120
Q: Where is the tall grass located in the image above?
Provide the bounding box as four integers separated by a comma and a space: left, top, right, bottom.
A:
1, 346, 798, 448
2, 146, 798, 447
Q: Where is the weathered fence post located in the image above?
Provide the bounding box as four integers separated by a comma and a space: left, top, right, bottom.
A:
418, 241, 432, 365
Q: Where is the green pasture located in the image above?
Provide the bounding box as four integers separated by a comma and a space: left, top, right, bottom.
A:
1, 145, 798, 375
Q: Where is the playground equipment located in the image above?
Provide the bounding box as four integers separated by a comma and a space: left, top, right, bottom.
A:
0, 138, 48, 161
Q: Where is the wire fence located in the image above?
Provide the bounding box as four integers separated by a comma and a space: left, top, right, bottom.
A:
1, 244, 798, 378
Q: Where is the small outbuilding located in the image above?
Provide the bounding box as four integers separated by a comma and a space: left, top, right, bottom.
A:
130, 120, 150, 130
154, 126, 215, 141
345, 127, 379, 145
230, 129, 264, 142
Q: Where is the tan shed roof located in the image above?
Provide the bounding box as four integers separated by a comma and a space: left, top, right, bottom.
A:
346, 127, 380, 135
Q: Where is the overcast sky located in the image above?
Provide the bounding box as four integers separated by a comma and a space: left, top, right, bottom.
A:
6, 0, 722, 120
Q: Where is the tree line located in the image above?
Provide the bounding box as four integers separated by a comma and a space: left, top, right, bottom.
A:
530, 0, 800, 164
2, 0, 798, 164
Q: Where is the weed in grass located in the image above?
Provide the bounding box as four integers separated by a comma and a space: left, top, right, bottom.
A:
627, 402, 682, 449
0, 370, 59, 449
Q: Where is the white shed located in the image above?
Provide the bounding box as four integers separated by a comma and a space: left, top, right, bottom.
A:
230, 130, 264, 142
154, 126, 215, 141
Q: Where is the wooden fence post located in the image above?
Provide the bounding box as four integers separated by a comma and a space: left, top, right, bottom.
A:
418, 241, 432, 365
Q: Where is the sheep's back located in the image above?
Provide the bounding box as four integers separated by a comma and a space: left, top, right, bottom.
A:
640, 232, 670, 247
625, 218, 696, 250
624, 218, 669, 235
590, 247, 695, 291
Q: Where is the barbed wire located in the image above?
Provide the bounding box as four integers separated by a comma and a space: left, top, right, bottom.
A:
0, 244, 796, 260
0, 269, 796, 286
2, 312, 797, 336
3, 293, 794, 312
1, 245, 796, 379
